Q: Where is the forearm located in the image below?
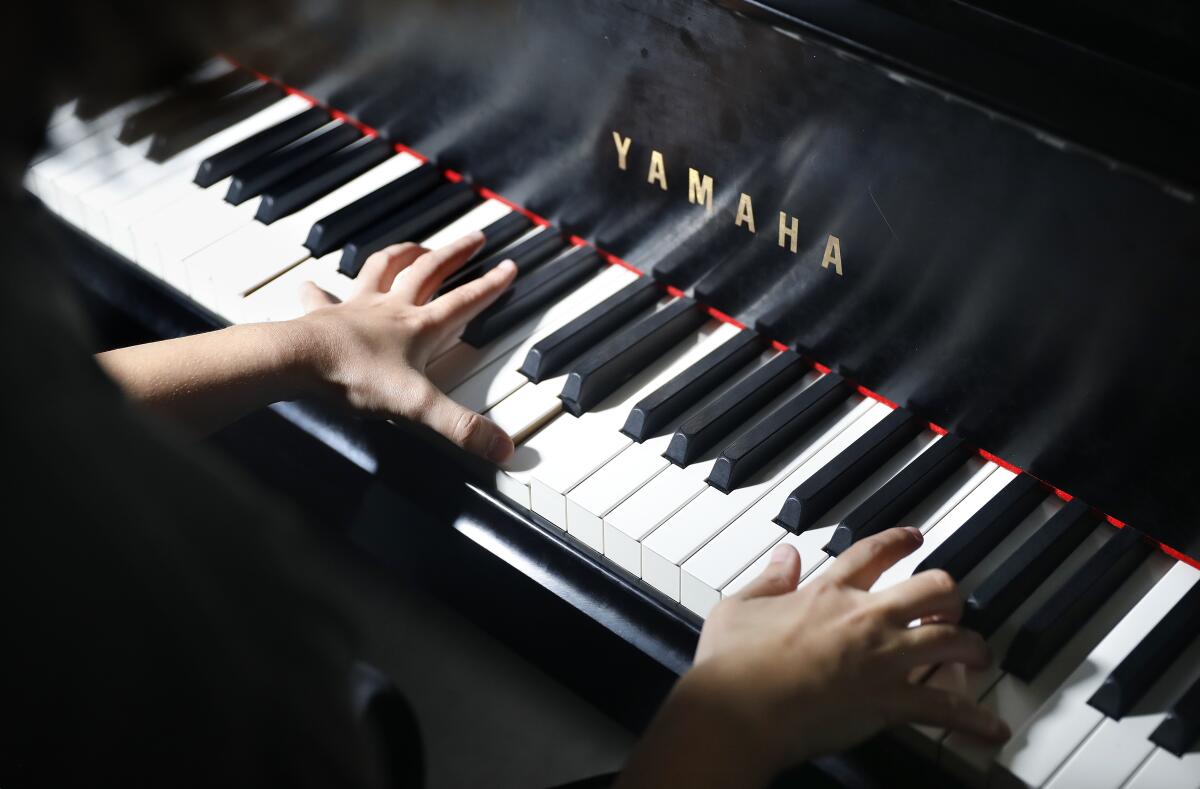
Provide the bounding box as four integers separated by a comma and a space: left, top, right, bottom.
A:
616, 668, 778, 789
96, 320, 327, 435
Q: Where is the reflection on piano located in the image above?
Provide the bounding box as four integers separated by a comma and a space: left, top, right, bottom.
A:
30, 1, 1200, 786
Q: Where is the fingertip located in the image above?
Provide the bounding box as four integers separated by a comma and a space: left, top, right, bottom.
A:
902, 526, 924, 544
985, 712, 1012, 742
463, 229, 486, 247
768, 542, 796, 565
495, 258, 517, 277
487, 430, 515, 463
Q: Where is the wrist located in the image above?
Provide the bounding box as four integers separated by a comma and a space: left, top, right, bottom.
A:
665, 665, 784, 785
268, 316, 340, 402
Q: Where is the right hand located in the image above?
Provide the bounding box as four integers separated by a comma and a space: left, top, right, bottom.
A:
685, 527, 1009, 773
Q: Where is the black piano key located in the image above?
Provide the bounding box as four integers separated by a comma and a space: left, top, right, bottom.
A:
460, 247, 603, 347
1002, 526, 1151, 682
774, 408, 923, 534
338, 182, 478, 277
1089, 581, 1200, 720
194, 106, 329, 188
621, 330, 763, 442
146, 82, 281, 163
1151, 668, 1200, 756
475, 212, 535, 259
225, 122, 361, 205
960, 499, 1098, 638
912, 473, 1046, 581
118, 69, 256, 144
707, 374, 850, 493
75, 85, 144, 121
519, 277, 661, 383
437, 225, 565, 296
823, 435, 974, 556
663, 350, 807, 467
255, 138, 392, 224
304, 164, 441, 257
559, 298, 708, 416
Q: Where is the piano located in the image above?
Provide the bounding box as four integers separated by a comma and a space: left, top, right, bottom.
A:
28, 0, 1200, 786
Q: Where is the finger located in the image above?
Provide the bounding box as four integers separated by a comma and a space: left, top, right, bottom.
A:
423, 258, 518, 336
885, 686, 1010, 743
733, 543, 802, 600
392, 231, 487, 305
825, 527, 924, 591
413, 380, 514, 463
354, 243, 426, 296
299, 281, 338, 313
875, 569, 964, 626
886, 623, 990, 671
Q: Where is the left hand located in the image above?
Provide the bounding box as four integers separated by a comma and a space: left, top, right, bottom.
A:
294, 231, 518, 462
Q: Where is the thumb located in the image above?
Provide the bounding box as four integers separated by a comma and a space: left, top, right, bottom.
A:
735, 543, 802, 599
416, 382, 515, 463
299, 281, 338, 313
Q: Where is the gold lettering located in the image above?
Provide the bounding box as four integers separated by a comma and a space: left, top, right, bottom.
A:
647, 149, 668, 190
734, 192, 756, 233
612, 131, 633, 171
687, 168, 714, 212
778, 212, 799, 253
821, 234, 843, 276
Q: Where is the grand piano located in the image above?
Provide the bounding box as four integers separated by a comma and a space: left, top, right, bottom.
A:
31, 0, 1200, 786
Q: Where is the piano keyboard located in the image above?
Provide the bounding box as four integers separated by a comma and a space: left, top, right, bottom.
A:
32, 64, 1200, 789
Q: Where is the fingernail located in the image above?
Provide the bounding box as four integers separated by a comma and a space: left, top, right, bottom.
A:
496, 259, 517, 275
769, 544, 792, 565
903, 526, 923, 543
487, 433, 514, 463
466, 230, 485, 244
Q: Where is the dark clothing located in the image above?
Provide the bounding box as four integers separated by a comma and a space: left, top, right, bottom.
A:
0, 191, 418, 786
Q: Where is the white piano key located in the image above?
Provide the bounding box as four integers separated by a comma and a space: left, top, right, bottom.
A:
150, 182, 266, 287
96, 94, 315, 258
187, 153, 426, 314
28, 94, 154, 211
565, 440, 671, 553
527, 320, 741, 529
434, 265, 638, 400
419, 199, 514, 252
562, 324, 757, 552
484, 376, 564, 444
52, 139, 151, 227
865, 460, 1006, 592
721, 525, 838, 600
66, 88, 307, 238
1042, 623, 1200, 789
991, 559, 1200, 789
642, 372, 866, 600
676, 399, 888, 615
1120, 745, 1200, 789
237, 256, 334, 323
601, 348, 784, 575
939, 522, 1150, 785
602, 459, 714, 577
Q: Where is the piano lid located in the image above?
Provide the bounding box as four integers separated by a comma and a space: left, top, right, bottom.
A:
247, 0, 1200, 558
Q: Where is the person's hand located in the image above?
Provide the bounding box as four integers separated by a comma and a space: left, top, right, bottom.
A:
294, 231, 518, 462
686, 527, 1009, 772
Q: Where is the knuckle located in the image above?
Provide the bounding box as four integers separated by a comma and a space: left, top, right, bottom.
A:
452, 409, 487, 445
386, 242, 420, 258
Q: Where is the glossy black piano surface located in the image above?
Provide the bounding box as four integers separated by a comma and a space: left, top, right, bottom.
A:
220, 0, 1200, 558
